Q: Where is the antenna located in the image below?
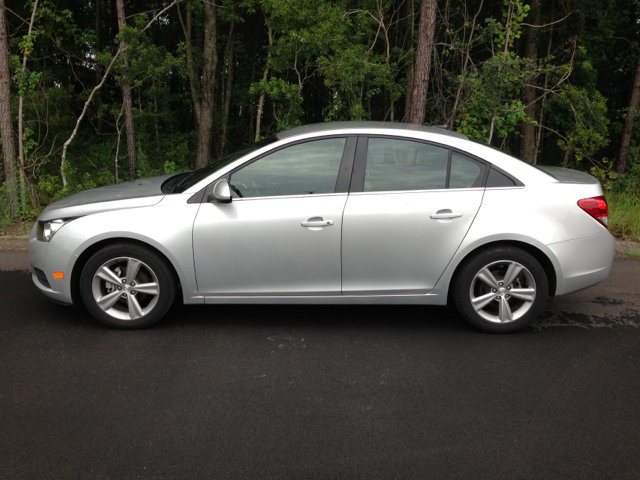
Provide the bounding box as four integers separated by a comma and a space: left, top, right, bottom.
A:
432, 109, 459, 130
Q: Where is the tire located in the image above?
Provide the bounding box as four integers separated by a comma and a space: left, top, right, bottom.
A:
79, 242, 176, 329
452, 246, 548, 333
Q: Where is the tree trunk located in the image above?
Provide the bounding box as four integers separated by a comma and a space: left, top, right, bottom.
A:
409, 0, 437, 125
18, 0, 39, 213
403, 0, 415, 123
116, 0, 137, 180
255, 26, 273, 142
196, 1, 217, 168
616, 51, 640, 175
95, 0, 104, 133
219, 19, 236, 158
178, 1, 217, 168
0, 0, 18, 218
520, 0, 540, 163
451, 0, 484, 124
534, 12, 554, 165
177, 3, 201, 127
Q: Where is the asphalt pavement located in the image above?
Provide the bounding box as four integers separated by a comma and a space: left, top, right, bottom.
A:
1, 253, 639, 479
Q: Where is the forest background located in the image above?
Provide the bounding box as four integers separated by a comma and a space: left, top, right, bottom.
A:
1, 0, 639, 239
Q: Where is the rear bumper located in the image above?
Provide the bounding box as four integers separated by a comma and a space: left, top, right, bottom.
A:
548, 230, 615, 296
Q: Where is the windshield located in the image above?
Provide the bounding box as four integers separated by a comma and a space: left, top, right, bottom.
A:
174, 137, 278, 193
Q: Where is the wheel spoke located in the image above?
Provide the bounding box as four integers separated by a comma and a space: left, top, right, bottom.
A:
503, 262, 523, 287
128, 294, 144, 320
133, 282, 159, 296
96, 266, 123, 285
498, 297, 513, 323
477, 267, 500, 289
126, 258, 142, 285
510, 288, 536, 302
472, 292, 495, 311
97, 290, 122, 311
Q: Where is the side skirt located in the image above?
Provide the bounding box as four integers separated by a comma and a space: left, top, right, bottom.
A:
198, 293, 445, 305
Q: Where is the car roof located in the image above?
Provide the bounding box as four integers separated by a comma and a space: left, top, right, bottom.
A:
276, 121, 469, 141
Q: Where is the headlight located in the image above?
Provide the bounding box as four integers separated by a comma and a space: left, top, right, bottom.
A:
37, 219, 71, 242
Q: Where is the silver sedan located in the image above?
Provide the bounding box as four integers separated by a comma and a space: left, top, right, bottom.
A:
29, 122, 615, 332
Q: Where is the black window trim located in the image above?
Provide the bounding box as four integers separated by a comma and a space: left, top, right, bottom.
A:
349, 134, 522, 193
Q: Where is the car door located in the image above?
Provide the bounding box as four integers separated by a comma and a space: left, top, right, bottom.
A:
193, 136, 355, 297
341, 136, 486, 295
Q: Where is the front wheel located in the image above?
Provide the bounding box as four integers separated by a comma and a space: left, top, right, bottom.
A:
79, 243, 176, 329
453, 247, 548, 333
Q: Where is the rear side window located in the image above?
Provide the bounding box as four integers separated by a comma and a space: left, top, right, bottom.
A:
486, 167, 517, 187
449, 152, 487, 189
364, 138, 449, 192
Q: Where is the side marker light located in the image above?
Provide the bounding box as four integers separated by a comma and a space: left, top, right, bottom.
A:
53, 272, 64, 280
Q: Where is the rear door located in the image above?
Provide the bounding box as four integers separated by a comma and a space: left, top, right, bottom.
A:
341, 136, 486, 295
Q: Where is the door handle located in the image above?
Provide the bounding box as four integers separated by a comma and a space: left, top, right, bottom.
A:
430, 211, 462, 219
301, 219, 333, 227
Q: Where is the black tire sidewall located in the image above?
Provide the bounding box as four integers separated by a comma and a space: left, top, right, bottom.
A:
79, 243, 176, 329
453, 247, 549, 333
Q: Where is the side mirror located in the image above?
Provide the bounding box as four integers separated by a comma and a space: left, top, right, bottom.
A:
208, 179, 232, 204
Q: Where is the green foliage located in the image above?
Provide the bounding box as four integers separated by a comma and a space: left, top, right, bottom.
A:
38, 164, 115, 204
1, 0, 639, 219
591, 148, 640, 195
608, 191, 640, 241
456, 53, 533, 144
0, 183, 37, 227
553, 85, 610, 163
480, 0, 530, 52
249, 77, 304, 131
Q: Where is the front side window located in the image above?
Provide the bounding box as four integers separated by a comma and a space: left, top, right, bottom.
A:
230, 137, 346, 198
364, 138, 449, 192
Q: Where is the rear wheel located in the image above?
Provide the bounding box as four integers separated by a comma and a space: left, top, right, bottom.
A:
80, 243, 176, 329
453, 247, 548, 333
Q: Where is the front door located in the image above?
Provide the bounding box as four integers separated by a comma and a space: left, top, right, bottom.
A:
193, 137, 351, 296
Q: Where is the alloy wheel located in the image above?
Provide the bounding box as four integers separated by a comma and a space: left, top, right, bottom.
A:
91, 256, 160, 321
469, 260, 537, 324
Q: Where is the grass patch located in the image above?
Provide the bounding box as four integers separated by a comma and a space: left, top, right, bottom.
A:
607, 191, 640, 241
0, 221, 33, 237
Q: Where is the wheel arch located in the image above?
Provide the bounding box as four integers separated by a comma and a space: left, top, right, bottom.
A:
446, 239, 558, 305
70, 237, 182, 307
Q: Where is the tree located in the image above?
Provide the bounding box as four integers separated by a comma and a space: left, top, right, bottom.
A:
0, 0, 18, 217
116, 0, 138, 180
616, 51, 640, 175
16, 0, 40, 212
520, 0, 540, 163
409, 0, 437, 125
403, 0, 415, 122
178, 0, 218, 168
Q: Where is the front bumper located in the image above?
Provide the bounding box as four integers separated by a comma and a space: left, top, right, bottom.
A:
28, 225, 77, 306
549, 229, 615, 296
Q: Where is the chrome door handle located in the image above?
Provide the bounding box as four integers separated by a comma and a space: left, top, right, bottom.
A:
301, 220, 333, 227
430, 212, 462, 219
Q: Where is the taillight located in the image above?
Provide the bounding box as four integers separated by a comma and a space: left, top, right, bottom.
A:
577, 196, 608, 228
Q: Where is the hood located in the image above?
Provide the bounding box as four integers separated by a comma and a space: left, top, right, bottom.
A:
39, 174, 173, 221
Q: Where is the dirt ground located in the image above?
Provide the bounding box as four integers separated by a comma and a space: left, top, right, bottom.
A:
0, 236, 30, 250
